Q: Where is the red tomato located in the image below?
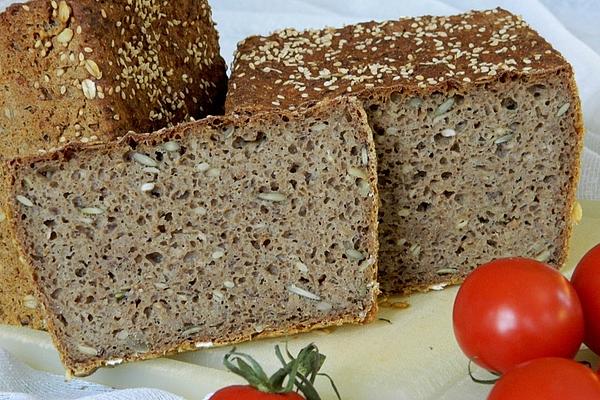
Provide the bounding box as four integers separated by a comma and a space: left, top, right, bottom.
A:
210, 385, 304, 400
572, 243, 600, 355
453, 257, 584, 373
488, 358, 600, 400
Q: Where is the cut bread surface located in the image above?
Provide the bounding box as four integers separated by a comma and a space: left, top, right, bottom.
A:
225, 8, 584, 294
6, 97, 379, 376
370, 73, 581, 293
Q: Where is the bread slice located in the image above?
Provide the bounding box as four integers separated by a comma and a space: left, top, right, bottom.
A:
5, 97, 379, 377
225, 8, 584, 294
0, 0, 227, 328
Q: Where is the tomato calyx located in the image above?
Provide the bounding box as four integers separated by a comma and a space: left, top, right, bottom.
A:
223, 343, 340, 400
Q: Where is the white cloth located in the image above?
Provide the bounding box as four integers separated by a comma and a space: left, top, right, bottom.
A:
0, 348, 183, 400
541, 0, 600, 199
0, 1, 599, 399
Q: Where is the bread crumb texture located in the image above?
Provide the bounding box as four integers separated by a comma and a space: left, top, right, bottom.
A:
8, 98, 379, 376
0, 0, 227, 328
226, 8, 584, 294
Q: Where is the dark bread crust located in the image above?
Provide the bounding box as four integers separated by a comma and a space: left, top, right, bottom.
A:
4, 96, 379, 377
225, 8, 584, 294
1, 0, 227, 152
226, 8, 569, 113
0, 0, 227, 328
558, 73, 585, 270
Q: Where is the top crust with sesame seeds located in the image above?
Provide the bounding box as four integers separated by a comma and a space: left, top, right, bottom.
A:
226, 8, 568, 112
0, 0, 227, 329
227, 8, 584, 295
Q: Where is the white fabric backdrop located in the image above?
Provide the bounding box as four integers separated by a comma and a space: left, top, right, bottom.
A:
0, 1, 599, 399
0, 347, 185, 400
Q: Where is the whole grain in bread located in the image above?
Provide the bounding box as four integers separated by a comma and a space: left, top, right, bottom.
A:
5, 97, 379, 377
0, 0, 227, 328
225, 8, 584, 294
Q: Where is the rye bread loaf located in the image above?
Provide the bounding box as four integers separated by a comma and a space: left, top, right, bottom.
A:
225, 8, 585, 294
4, 96, 379, 377
0, 0, 227, 328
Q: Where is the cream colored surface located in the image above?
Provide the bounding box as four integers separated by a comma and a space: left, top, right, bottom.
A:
1, 200, 599, 400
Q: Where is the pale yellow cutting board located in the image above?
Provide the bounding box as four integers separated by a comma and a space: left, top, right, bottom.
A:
1, 201, 599, 400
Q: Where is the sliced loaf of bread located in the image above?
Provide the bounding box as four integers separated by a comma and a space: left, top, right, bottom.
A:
5, 97, 379, 377
0, 0, 227, 328
225, 8, 584, 294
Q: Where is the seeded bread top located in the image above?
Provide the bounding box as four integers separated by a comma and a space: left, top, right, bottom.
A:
226, 8, 569, 112
0, 0, 227, 156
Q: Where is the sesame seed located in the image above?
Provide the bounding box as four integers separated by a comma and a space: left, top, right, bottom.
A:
140, 183, 155, 192
84, 60, 102, 79
211, 248, 225, 259
132, 153, 158, 167
556, 103, 571, 117
80, 207, 104, 215
196, 162, 210, 172
227, 9, 558, 107
160, 140, 179, 153
81, 79, 96, 99
287, 284, 320, 301
57, 1, 70, 22
16, 195, 34, 207
441, 128, 456, 137
258, 192, 287, 202
223, 281, 235, 289
56, 28, 74, 44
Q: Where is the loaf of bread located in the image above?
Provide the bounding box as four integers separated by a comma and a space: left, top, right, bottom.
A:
225, 8, 584, 294
5, 96, 379, 377
0, 0, 227, 328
